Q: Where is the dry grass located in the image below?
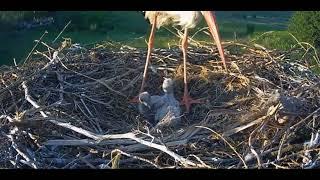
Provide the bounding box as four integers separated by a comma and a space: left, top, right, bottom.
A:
0, 39, 319, 169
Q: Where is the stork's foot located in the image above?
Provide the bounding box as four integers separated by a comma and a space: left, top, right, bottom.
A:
180, 94, 203, 113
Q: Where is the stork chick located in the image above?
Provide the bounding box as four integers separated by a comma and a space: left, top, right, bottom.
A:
138, 78, 181, 128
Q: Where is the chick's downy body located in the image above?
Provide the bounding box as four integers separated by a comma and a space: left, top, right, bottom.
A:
138, 78, 181, 127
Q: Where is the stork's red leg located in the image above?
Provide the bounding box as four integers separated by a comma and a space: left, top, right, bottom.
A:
202, 11, 227, 70
180, 27, 203, 113
130, 14, 157, 103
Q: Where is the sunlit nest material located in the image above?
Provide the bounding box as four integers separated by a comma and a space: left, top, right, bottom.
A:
0, 39, 319, 169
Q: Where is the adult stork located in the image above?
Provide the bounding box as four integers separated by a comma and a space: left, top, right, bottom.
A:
135, 11, 227, 113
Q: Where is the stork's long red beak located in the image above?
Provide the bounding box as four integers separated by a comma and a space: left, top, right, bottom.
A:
201, 11, 227, 69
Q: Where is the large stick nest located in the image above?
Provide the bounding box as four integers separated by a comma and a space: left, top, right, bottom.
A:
0, 39, 320, 169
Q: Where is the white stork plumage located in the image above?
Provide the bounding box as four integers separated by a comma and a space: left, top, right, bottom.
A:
133, 11, 227, 113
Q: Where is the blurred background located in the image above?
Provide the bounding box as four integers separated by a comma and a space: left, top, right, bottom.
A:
0, 11, 318, 66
